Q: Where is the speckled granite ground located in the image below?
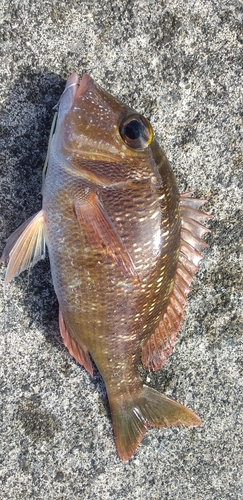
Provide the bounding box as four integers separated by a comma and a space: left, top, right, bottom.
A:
0, 1, 242, 499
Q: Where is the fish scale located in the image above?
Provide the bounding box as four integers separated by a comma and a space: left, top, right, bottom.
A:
1, 72, 210, 461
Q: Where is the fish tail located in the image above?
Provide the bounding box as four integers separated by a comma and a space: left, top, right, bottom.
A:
109, 384, 201, 462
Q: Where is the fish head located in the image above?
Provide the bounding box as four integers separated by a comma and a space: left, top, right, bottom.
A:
53, 73, 166, 185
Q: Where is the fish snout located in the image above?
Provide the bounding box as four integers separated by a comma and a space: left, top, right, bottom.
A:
74, 73, 92, 100
61, 73, 92, 107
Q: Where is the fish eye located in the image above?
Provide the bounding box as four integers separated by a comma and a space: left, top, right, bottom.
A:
119, 114, 153, 149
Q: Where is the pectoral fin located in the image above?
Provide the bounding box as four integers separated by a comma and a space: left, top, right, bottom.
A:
1, 210, 46, 289
74, 193, 138, 279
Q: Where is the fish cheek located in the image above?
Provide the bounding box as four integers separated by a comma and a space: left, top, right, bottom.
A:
64, 100, 123, 157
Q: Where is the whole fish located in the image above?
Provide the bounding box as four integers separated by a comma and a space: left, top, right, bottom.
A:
1, 73, 210, 461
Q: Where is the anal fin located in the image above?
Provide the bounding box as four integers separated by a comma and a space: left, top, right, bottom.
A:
142, 193, 211, 371
59, 310, 93, 376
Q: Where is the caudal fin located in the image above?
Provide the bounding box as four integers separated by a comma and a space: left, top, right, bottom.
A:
109, 384, 201, 462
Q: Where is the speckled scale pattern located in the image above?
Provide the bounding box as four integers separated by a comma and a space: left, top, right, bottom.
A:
1, 74, 206, 461
43, 76, 180, 373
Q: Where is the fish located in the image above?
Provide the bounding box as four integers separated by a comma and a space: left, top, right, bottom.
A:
1, 73, 210, 461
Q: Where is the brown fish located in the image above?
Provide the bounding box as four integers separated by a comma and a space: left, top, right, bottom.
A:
1, 73, 210, 461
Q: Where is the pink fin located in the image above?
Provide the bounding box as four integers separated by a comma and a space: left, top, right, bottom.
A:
142, 193, 211, 371
1, 211, 46, 290
59, 310, 93, 376
109, 384, 201, 462
74, 193, 138, 279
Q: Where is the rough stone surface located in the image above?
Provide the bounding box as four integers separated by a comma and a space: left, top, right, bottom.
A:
0, 0, 242, 499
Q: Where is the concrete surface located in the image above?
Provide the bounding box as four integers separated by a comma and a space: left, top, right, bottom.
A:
0, 0, 242, 499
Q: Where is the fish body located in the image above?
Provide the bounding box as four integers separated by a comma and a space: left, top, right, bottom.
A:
1, 73, 210, 461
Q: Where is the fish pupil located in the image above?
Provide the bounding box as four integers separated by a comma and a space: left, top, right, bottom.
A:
119, 113, 153, 149
124, 120, 142, 140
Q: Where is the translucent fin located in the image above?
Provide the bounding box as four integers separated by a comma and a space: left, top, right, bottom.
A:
1, 211, 46, 290
109, 384, 201, 462
74, 193, 138, 279
142, 193, 211, 371
59, 310, 93, 376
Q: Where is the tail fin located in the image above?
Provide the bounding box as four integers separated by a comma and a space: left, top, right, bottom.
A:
109, 384, 201, 462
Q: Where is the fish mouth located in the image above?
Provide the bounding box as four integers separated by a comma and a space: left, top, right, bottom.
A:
74, 73, 91, 100
63, 72, 91, 103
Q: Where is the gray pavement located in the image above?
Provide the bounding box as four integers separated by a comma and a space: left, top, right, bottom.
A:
0, 0, 242, 498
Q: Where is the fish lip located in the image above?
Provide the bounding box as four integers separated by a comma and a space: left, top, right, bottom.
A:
61, 73, 92, 106
73, 73, 92, 101
53, 73, 92, 134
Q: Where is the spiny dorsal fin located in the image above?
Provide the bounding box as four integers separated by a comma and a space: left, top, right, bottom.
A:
1, 210, 46, 290
142, 193, 211, 371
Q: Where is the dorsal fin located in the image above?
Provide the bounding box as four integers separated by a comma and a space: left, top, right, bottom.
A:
142, 193, 211, 371
1, 210, 46, 290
